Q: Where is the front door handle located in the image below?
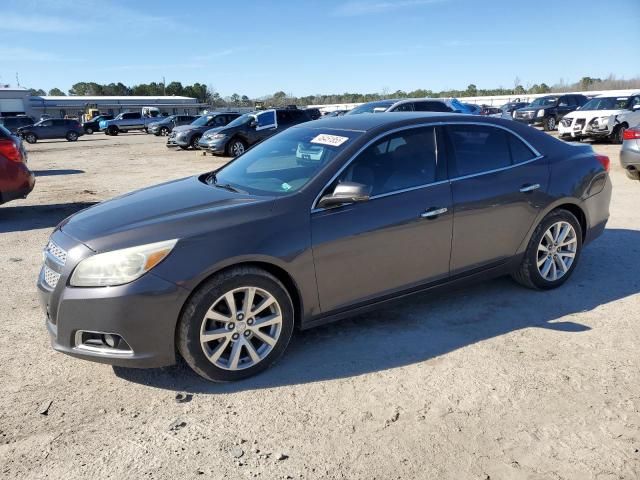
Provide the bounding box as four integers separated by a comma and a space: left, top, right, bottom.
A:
420, 207, 448, 219
520, 183, 540, 193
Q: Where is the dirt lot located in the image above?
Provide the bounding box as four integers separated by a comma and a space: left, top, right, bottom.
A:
1, 131, 638, 479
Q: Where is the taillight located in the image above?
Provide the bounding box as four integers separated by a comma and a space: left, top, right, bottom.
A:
623, 128, 640, 140
0, 139, 22, 163
595, 154, 610, 172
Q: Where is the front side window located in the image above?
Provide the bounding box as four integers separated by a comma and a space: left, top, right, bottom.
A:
392, 103, 414, 112
39, 120, 53, 127
414, 101, 451, 112
335, 127, 439, 197
212, 127, 361, 196
256, 110, 276, 130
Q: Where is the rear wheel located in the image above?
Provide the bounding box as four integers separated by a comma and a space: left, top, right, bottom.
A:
512, 209, 582, 290
160, 127, 170, 136
177, 266, 294, 382
85, 127, 94, 134
66, 131, 78, 142
543, 116, 557, 131
24, 133, 37, 144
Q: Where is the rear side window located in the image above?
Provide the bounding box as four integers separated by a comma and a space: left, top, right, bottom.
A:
447, 125, 511, 177
447, 124, 537, 176
414, 101, 451, 112
392, 103, 414, 112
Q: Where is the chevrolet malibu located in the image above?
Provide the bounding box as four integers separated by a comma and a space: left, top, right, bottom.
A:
38, 113, 612, 382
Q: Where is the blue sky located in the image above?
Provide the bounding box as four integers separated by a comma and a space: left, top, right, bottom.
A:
1, 0, 639, 97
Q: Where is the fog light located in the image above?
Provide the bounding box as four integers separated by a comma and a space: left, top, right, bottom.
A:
103, 334, 118, 348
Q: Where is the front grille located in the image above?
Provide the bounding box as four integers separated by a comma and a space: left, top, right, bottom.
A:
45, 241, 67, 265
561, 118, 573, 127
515, 111, 534, 119
43, 265, 61, 289
575, 119, 586, 128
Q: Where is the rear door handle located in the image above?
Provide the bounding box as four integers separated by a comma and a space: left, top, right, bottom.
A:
420, 207, 448, 219
520, 183, 540, 193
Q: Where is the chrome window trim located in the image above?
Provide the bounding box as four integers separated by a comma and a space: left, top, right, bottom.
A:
310, 121, 543, 212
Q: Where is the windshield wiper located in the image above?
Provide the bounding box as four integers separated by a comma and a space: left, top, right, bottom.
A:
205, 172, 245, 193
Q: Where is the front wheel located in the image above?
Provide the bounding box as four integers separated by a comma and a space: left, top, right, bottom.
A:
227, 138, 246, 157
85, 127, 94, 134
512, 209, 582, 290
24, 133, 37, 144
160, 127, 170, 136
108, 126, 119, 136
190, 134, 201, 149
177, 267, 294, 382
543, 116, 557, 131
612, 125, 627, 144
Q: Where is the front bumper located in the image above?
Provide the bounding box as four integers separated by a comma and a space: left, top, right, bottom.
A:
37, 230, 189, 368
167, 133, 189, 147
0, 166, 35, 204
513, 114, 543, 126
199, 137, 227, 155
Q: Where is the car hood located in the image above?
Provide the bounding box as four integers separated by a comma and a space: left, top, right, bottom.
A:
59, 175, 266, 251
564, 109, 627, 120
201, 126, 225, 137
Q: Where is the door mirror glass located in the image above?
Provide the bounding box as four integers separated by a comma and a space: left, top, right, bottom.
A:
318, 182, 370, 208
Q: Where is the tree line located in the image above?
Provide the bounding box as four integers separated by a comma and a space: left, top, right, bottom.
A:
27, 75, 640, 107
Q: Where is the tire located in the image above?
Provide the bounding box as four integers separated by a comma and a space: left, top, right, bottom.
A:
227, 138, 246, 157
177, 266, 295, 382
24, 133, 37, 144
108, 126, 119, 136
512, 209, 583, 290
159, 127, 170, 136
66, 131, 78, 142
190, 134, 201, 149
543, 116, 557, 131
85, 127, 94, 134
612, 124, 627, 144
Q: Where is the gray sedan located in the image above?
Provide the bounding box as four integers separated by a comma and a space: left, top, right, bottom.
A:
38, 113, 612, 382
620, 126, 640, 180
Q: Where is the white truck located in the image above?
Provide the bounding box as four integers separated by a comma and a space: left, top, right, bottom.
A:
99, 107, 164, 136
558, 92, 640, 143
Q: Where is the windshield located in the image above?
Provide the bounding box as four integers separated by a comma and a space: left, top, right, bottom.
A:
225, 113, 254, 128
346, 101, 395, 115
530, 97, 558, 107
191, 115, 213, 126
580, 97, 629, 111
211, 127, 362, 196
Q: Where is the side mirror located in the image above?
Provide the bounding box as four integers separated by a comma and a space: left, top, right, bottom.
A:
249, 120, 258, 128
372, 107, 387, 113
317, 182, 370, 209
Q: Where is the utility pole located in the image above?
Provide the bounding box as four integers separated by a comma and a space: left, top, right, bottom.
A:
16, 72, 20, 87
162, 76, 166, 95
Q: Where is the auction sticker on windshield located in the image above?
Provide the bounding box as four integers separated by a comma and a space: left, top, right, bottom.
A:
310, 134, 350, 147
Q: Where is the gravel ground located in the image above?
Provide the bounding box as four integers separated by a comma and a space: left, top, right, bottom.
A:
0, 132, 638, 480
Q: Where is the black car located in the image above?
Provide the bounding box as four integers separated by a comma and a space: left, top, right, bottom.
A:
148, 115, 199, 136
513, 94, 588, 131
17, 119, 84, 143
166, 113, 241, 150
199, 108, 313, 156
82, 115, 114, 134
0, 116, 36, 134
38, 113, 611, 382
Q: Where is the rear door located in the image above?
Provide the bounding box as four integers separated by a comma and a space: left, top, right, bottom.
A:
556, 96, 575, 119
445, 123, 549, 274
37, 119, 55, 139
252, 110, 278, 143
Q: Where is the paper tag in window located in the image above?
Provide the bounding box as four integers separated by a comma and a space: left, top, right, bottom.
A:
281, 182, 292, 191
310, 134, 349, 147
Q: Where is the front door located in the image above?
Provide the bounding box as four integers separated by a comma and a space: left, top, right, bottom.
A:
445, 123, 549, 274
311, 126, 453, 312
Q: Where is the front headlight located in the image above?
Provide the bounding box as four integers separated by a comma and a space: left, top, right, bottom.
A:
70, 239, 178, 287
211, 133, 226, 140
597, 116, 611, 125
536, 109, 545, 117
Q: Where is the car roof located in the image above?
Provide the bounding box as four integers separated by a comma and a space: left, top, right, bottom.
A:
293, 112, 478, 132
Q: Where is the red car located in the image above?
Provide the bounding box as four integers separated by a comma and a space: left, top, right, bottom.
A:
0, 124, 35, 205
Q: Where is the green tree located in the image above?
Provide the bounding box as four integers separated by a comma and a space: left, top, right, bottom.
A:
165, 81, 184, 96
466, 84, 478, 96
48, 88, 65, 96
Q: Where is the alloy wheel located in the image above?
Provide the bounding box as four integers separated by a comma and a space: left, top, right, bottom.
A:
199, 286, 283, 371
231, 141, 245, 156
536, 221, 577, 282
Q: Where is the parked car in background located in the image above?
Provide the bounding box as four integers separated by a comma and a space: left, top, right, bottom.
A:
148, 115, 199, 136
620, 127, 640, 180
17, 119, 84, 143
304, 108, 322, 120
167, 113, 241, 150
499, 102, 530, 119
513, 94, 588, 131
37, 113, 611, 381
463, 103, 482, 115
0, 116, 36, 134
323, 110, 349, 117
480, 106, 502, 116
347, 98, 456, 115
199, 108, 313, 156
0, 125, 34, 205
558, 93, 640, 143
82, 114, 113, 134
100, 112, 161, 135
